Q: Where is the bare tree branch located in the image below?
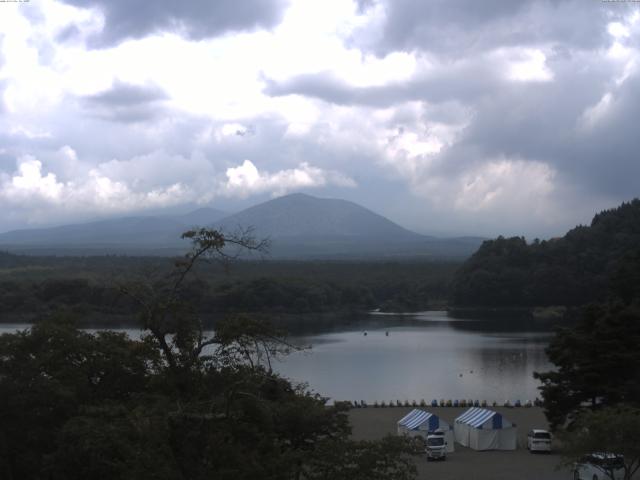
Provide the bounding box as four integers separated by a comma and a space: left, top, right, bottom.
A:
118, 227, 280, 380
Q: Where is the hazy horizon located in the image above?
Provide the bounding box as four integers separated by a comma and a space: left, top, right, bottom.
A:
0, 190, 630, 241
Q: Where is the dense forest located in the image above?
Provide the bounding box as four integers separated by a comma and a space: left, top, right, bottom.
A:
0, 230, 417, 480
451, 199, 640, 308
529, 205, 640, 477
0, 253, 457, 325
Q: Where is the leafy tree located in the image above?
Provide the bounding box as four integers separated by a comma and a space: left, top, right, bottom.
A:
0, 228, 417, 480
301, 436, 416, 480
560, 406, 640, 480
610, 248, 640, 305
52, 404, 177, 480
0, 316, 157, 479
534, 303, 640, 429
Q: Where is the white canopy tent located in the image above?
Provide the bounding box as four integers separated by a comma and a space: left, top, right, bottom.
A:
397, 409, 454, 453
454, 407, 516, 451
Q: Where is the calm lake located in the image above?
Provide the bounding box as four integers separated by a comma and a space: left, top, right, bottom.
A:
0, 311, 555, 404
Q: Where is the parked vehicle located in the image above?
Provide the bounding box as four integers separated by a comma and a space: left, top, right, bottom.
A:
572, 453, 625, 480
425, 432, 447, 461
526, 429, 552, 453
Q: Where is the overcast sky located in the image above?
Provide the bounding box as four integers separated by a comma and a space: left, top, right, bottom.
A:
0, 0, 638, 237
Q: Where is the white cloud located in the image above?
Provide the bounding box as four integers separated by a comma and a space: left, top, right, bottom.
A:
0, 0, 421, 123
2, 156, 64, 202
93, 150, 215, 190
376, 101, 471, 180
389, 153, 556, 217
501, 48, 554, 83
222, 159, 356, 198
608, 22, 630, 39
390, 156, 560, 235
453, 159, 555, 213
0, 155, 190, 223
579, 92, 614, 130
8, 126, 53, 139
220, 123, 250, 137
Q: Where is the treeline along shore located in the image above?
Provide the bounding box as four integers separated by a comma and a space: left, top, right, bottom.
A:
0, 254, 457, 326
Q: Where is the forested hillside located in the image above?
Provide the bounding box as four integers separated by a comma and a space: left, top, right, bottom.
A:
451, 199, 640, 307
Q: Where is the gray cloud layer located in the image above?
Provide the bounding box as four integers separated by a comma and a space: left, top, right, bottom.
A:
58, 0, 288, 47
82, 81, 169, 123
356, 0, 626, 56
264, 60, 503, 107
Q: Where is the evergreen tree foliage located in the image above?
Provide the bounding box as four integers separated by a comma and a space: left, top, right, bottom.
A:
452, 199, 640, 307
534, 302, 640, 429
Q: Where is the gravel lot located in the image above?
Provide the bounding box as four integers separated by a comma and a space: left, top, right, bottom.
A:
348, 406, 571, 480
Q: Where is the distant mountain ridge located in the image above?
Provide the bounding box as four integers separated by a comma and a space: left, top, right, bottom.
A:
0, 193, 483, 258
0, 207, 226, 248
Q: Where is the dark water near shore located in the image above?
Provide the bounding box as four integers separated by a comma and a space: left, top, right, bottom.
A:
0, 311, 555, 404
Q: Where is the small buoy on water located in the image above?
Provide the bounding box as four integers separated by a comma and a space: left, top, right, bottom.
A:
364, 331, 367, 336
385, 331, 389, 336
459, 373, 463, 377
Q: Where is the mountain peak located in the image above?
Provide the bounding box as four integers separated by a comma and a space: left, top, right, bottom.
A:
269, 192, 327, 204
216, 193, 420, 240
278, 192, 313, 199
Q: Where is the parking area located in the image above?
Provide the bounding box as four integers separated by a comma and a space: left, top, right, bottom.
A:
348, 406, 570, 480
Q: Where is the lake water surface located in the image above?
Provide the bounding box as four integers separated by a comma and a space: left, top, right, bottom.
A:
275, 311, 554, 404
0, 311, 555, 404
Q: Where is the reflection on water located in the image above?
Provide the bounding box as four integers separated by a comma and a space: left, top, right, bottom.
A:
0, 311, 555, 403
275, 311, 554, 403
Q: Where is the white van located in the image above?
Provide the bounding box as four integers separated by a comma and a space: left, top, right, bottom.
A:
526, 429, 552, 452
572, 453, 625, 480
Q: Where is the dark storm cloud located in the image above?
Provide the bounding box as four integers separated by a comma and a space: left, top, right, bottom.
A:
58, 0, 288, 47
358, 0, 626, 56
420, 54, 640, 201
82, 81, 169, 123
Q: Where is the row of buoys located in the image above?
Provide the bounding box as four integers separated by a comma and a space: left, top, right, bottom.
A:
347, 398, 543, 408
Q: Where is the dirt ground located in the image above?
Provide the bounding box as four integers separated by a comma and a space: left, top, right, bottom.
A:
348, 406, 571, 480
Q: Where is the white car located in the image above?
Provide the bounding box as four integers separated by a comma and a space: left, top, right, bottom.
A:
572, 453, 625, 480
526, 429, 552, 452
